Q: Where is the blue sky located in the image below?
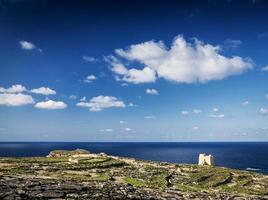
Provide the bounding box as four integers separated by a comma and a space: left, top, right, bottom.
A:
0, 0, 268, 141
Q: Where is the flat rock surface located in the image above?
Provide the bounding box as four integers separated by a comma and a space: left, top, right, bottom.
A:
0, 149, 267, 199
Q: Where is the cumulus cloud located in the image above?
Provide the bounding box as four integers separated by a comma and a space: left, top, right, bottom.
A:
84, 75, 97, 83
0, 84, 27, 93
119, 120, 125, 124
105, 56, 156, 84
0, 93, 34, 106
83, 56, 97, 62
30, 87, 56, 95
261, 65, 268, 72
35, 100, 67, 110
107, 35, 253, 84
76, 95, 125, 111
209, 114, 225, 118
125, 128, 132, 132
19, 41, 35, 50
259, 108, 268, 115
146, 88, 159, 95
224, 39, 242, 49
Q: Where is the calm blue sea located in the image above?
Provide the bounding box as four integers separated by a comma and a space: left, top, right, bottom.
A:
0, 142, 267, 174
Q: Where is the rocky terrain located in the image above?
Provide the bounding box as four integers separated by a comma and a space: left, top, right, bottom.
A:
0, 149, 267, 200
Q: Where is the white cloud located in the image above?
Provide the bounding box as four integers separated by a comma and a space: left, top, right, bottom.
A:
76, 95, 125, 111
192, 109, 202, 114
119, 120, 125, 124
182, 109, 202, 115
209, 114, 225, 118
80, 96, 86, 101
0, 84, 27, 93
125, 128, 132, 132
213, 107, 219, 112
241, 101, 249, 106
30, 87, 56, 95
121, 83, 128, 87
181, 111, 190, 115
0, 93, 34, 106
259, 108, 268, 115
128, 102, 137, 107
35, 100, 67, 110
69, 95, 78, 99
224, 39, 242, 49
19, 41, 35, 50
260, 65, 268, 72
105, 56, 156, 84
83, 56, 97, 62
146, 88, 159, 95
144, 115, 156, 119
100, 129, 113, 132
107, 35, 253, 84
84, 75, 97, 83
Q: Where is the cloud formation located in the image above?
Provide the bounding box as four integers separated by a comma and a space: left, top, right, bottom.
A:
261, 65, 268, 71
76, 95, 125, 111
107, 35, 253, 84
100, 129, 113, 132
259, 108, 268, 115
181, 109, 202, 115
19, 41, 35, 50
146, 88, 159, 95
213, 107, 219, 112
83, 56, 97, 62
224, 39, 242, 49
209, 114, 225, 118
69, 95, 78, 99
84, 75, 97, 83
31, 87, 56, 95
242, 101, 249, 106
0, 93, 34, 106
192, 109, 202, 114
35, 100, 67, 109
0, 84, 27, 93
181, 111, 190, 115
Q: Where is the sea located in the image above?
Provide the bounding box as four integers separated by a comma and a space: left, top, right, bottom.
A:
0, 142, 267, 175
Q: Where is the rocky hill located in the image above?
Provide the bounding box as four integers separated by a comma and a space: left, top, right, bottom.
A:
0, 149, 267, 199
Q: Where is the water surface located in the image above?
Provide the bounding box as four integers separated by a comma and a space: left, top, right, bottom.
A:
0, 142, 267, 174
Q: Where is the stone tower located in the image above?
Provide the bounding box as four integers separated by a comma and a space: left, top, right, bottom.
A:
198, 153, 215, 166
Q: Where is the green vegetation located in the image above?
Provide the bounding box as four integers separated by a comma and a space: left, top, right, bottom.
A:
0, 149, 267, 197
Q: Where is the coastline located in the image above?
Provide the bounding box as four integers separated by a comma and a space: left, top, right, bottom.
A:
0, 149, 267, 199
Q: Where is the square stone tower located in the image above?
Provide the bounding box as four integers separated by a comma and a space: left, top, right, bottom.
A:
198, 153, 215, 166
